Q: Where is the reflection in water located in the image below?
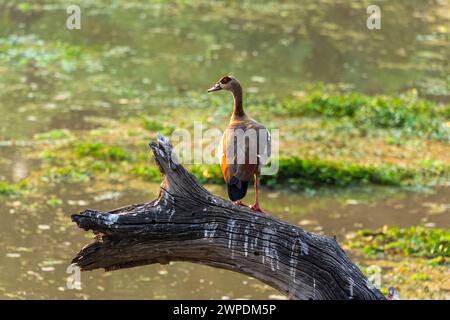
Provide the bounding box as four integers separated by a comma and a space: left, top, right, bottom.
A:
12, 159, 28, 182
0, 147, 34, 182
0, 179, 448, 299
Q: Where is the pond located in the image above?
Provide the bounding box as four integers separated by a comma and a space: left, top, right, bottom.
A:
1, 0, 449, 138
0, 182, 449, 299
0, 0, 449, 299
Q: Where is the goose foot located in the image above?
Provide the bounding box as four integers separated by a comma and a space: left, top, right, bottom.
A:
234, 200, 247, 207
250, 203, 266, 214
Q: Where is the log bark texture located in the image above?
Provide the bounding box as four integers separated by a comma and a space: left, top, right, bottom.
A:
71, 134, 386, 300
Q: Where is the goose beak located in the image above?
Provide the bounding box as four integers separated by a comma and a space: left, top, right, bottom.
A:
207, 83, 222, 93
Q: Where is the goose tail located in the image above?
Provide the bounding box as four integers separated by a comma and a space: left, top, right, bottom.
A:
227, 177, 249, 201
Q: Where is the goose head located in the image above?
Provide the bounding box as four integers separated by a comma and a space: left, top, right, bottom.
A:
207, 75, 238, 93
207, 75, 245, 116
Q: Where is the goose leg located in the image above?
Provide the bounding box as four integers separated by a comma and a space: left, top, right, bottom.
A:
250, 174, 265, 213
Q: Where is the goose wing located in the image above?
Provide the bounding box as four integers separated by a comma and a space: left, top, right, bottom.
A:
219, 119, 271, 183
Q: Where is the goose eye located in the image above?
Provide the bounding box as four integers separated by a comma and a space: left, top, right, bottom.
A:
220, 76, 231, 84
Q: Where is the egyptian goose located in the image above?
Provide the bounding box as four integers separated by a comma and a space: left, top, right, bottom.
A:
208, 75, 271, 212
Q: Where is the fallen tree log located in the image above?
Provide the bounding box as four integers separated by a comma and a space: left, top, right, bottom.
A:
71, 134, 386, 300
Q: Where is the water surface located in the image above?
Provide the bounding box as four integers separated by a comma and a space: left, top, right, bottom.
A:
0, 0, 449, 299
1, 183, 448, 299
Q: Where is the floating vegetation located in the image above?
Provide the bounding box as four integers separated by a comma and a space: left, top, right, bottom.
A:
0, 0, 449, 300
141, 117, 176, 136
18, 105, 447, 192
42, 166, 92, 184
0, 34, 90, 74
346, 225, 450, 299
34, 129, 72, 140
46, 196, 63, 207
263, 90, 450, 141
347, 225, 449, 264
128, 157, 446, 188
130, 165, 161, 182
0, 180, 28, 196
74, 142, 131, 162
264, 157, 418, 187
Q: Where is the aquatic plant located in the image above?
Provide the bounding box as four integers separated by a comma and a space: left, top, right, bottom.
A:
264, 90, 449, 141
34, 129, 72, 140
0, 180, 28, 196
74, 142, 130, 162
347, 225, 449, 264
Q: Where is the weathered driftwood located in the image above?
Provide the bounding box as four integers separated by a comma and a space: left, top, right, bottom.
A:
71, 134, 386, 300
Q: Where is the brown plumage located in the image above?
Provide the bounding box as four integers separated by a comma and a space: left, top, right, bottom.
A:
208, 75, 271, 212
